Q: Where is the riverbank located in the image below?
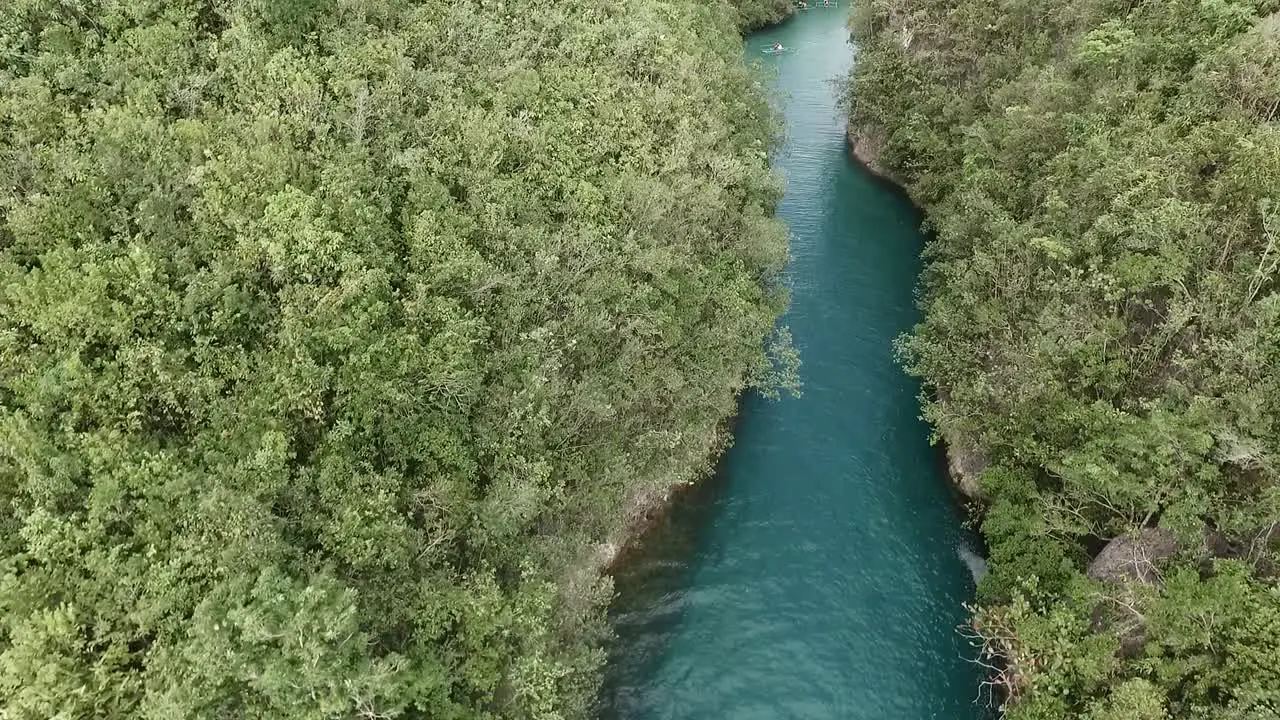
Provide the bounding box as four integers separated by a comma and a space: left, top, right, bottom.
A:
845, 120, 903, 188
579, 0, 804, 581
844, 118, 987, 508
580, 408, 744, 580
845, 0, 1280, 716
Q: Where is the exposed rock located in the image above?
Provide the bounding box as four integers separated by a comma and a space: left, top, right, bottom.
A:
930, 390, 987, 500
583, 482, 679, 578
1088, 528, 1179, 585
559, 422, 721, 634
1087, 529, 1179, 658
1090, 524, 1278, 657
943, 431, 988, 499
558, 481, 688, 641
846, 120, 904, 186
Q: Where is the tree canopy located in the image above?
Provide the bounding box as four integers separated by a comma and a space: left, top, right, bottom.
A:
0, 0, 793, 717
729, 0, 795, 30
849, 0, 1280, 717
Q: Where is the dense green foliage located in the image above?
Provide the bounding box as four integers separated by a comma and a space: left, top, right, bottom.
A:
729, 0, 794, 30
849, 0, 1280, 717
0, 0, 794, 716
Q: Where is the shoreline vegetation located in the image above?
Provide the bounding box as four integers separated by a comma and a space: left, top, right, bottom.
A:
848, 0, 1280, 717
731, 0, 797, 31
587, 0, 799, 575
0, 0, 800, 717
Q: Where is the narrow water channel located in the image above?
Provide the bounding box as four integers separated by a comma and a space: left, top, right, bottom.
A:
597, 9, 985, 720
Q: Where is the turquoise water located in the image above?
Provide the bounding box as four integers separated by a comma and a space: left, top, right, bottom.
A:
597, 9, 985, 720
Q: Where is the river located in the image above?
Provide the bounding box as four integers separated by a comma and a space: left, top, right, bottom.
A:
597, 8, 986, 720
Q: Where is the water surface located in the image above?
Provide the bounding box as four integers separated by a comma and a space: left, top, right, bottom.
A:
599, 10, 985, 719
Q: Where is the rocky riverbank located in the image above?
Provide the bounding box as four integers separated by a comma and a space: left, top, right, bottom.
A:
846, 119, 905, 187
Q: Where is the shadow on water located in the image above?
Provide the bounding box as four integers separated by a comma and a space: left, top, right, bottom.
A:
598, 8, 991, 720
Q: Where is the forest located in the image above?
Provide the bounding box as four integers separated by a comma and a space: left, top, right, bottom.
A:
0, 0, 796, 717
849, 0, 1280, 717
